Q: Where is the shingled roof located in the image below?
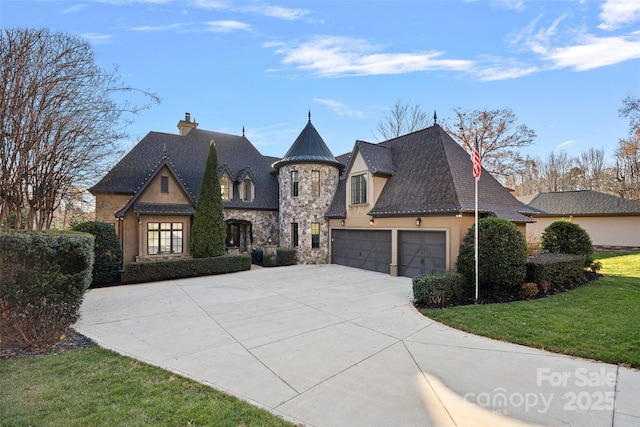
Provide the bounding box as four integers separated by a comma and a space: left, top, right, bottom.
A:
90, 128, 280, 211
326, 124, 535, 222
519, 190, 640, 216
272, 115, 340, 170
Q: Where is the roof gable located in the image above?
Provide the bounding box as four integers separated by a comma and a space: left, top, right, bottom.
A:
91, 128, 279, 210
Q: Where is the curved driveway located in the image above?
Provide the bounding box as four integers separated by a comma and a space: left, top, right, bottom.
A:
75, 265, 639, 427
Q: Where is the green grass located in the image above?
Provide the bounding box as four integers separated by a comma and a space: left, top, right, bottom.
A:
0, 346, 295, 427
420, 252, 640, 368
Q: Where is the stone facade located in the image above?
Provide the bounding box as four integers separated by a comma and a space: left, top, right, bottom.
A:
277, 163, 340, 264
224, 208, 279, 250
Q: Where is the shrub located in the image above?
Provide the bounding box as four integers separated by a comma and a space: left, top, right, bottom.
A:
520, 282, 539, 299
413, 271, 465, 306
276, 248, 297, 266
251, 247, 264, 266
263, 253, 278, 267
123, 254, 249, 284
456, 218, 528, 296
72, 221, 122, 287
0, 231, 94, 352
526, 252, 586, 291
540, 221, 594, 267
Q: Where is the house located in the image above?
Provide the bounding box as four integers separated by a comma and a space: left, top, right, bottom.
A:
90, 112, 536, 277
518, 190, 640, 250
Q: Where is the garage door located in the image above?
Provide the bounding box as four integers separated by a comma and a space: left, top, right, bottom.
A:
399, 231, 446, 278
331, 229, 392, 274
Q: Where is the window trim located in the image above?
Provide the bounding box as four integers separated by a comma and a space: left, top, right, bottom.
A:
160, 176, 169, 193
220, 175, 230, 201
291, 222, 299, 248
147, 222, 183, 255
242, 178, 253, 202
291, 170, 299, 197
311, 170, 320, 197
351, 173, 367, 205
311, 222, 320, 249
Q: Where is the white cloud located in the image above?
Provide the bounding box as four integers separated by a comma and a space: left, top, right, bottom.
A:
63, 4, 86, 13
270, 35, 473, 77
129, 23, 185, 32
493, 0, 525, 11
557, 140, 576, 149
242, 5, 310, 21
544, 32, 640, 71
80, 33, 113, 44
313, 98, 365, 118
598, 0, 640, 31
474, 64, 539, 81
206, 20, 251, 33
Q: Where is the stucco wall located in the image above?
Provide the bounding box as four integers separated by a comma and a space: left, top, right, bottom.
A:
527, 216, 640, 248
278, 163, 340, 263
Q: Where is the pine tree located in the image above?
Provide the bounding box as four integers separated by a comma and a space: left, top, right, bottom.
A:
190, 140, 226, 258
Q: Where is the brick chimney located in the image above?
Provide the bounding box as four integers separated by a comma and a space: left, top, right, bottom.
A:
177, 112, 198, 136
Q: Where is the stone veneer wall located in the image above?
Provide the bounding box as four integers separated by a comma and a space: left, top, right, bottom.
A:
277, 163, 340, 264
224, 208, 279, 250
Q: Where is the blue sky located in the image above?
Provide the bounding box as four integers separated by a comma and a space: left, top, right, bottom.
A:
3, 0, 640, 165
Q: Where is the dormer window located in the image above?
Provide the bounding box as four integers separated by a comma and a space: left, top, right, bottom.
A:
242, 178, 253, 202
220, 175, 230, 200
351, 173, 367, 204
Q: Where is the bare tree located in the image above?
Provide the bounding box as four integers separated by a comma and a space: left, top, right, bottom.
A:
578, 147, 606, 191
444, 107, 536, 183
0, 28, 159, 231
613, 134, 640, 199
375, 99, 433, 141
619, 93, 640, 137
538, 151, 577, 192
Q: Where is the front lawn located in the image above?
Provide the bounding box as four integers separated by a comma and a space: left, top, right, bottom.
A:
420, 252, 640, 368
0, 346, 295, 427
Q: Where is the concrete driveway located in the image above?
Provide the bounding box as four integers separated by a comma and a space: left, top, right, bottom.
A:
75, 264, 639, 427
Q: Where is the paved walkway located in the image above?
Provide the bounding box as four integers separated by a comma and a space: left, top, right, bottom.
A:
75, 264, 639, 427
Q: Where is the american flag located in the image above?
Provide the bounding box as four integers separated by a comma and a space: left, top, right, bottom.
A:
471, 136, 481, 181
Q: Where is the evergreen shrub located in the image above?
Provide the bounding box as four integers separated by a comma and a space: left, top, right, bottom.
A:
540, 220, 594, 267
413, 271, 465, 306
72, 221, 122, 287
526, 252, 586, 291
456, 217, 528, 296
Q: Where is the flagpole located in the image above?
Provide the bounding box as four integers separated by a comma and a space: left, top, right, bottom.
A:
475, 172, 479, 302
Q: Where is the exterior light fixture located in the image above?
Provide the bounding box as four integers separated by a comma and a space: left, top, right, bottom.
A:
341, 219, 345, 226
456, 213, 463, 218
369, 218, 375, 226
267, 237, 272, 244
415, 217, 421, 226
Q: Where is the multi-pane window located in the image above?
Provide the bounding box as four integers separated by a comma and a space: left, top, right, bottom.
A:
220, 176, 230, 200
291, 223, 299, 248
291, 170, 299, 197
311, 222, 320, 249
311, 170, 320, 197
147, 222, 183, 255
243, 179, 252, 201
161, 176, 169, 193
351, 173, 367, 204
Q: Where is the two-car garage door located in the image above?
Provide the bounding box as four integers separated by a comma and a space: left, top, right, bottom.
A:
331, 229, 446, 277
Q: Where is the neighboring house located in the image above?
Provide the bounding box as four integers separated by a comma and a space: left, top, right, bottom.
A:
518, 190, 640, 250
90, 113, 535, 277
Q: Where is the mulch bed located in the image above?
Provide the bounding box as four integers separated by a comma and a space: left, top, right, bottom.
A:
0, 329, 96, 361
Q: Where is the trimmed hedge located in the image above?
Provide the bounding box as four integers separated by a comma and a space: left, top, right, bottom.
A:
276, 248, 297, 266
456, 217, 528, 295
413, 271, 465, 306
72, 221, 122, 287
0, 231, 94, 351
123, 254, 251, 284
540, 221, 594, 267
526, 253, 586, 291
0, 231, 94, 309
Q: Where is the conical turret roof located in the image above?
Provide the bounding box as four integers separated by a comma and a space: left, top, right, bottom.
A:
273, 113, 340, 169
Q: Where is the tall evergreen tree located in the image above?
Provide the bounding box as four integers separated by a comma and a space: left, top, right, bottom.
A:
190, 140, 226, 258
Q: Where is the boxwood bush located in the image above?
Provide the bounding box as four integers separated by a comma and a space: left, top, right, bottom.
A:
72, 221, 122, 287
456, 217, 528, 296
540, 221, 593, 267
0, 231, 94, 351
413, 271, 465, 306
123, 254, 251, 284
526, 252, 586, 291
